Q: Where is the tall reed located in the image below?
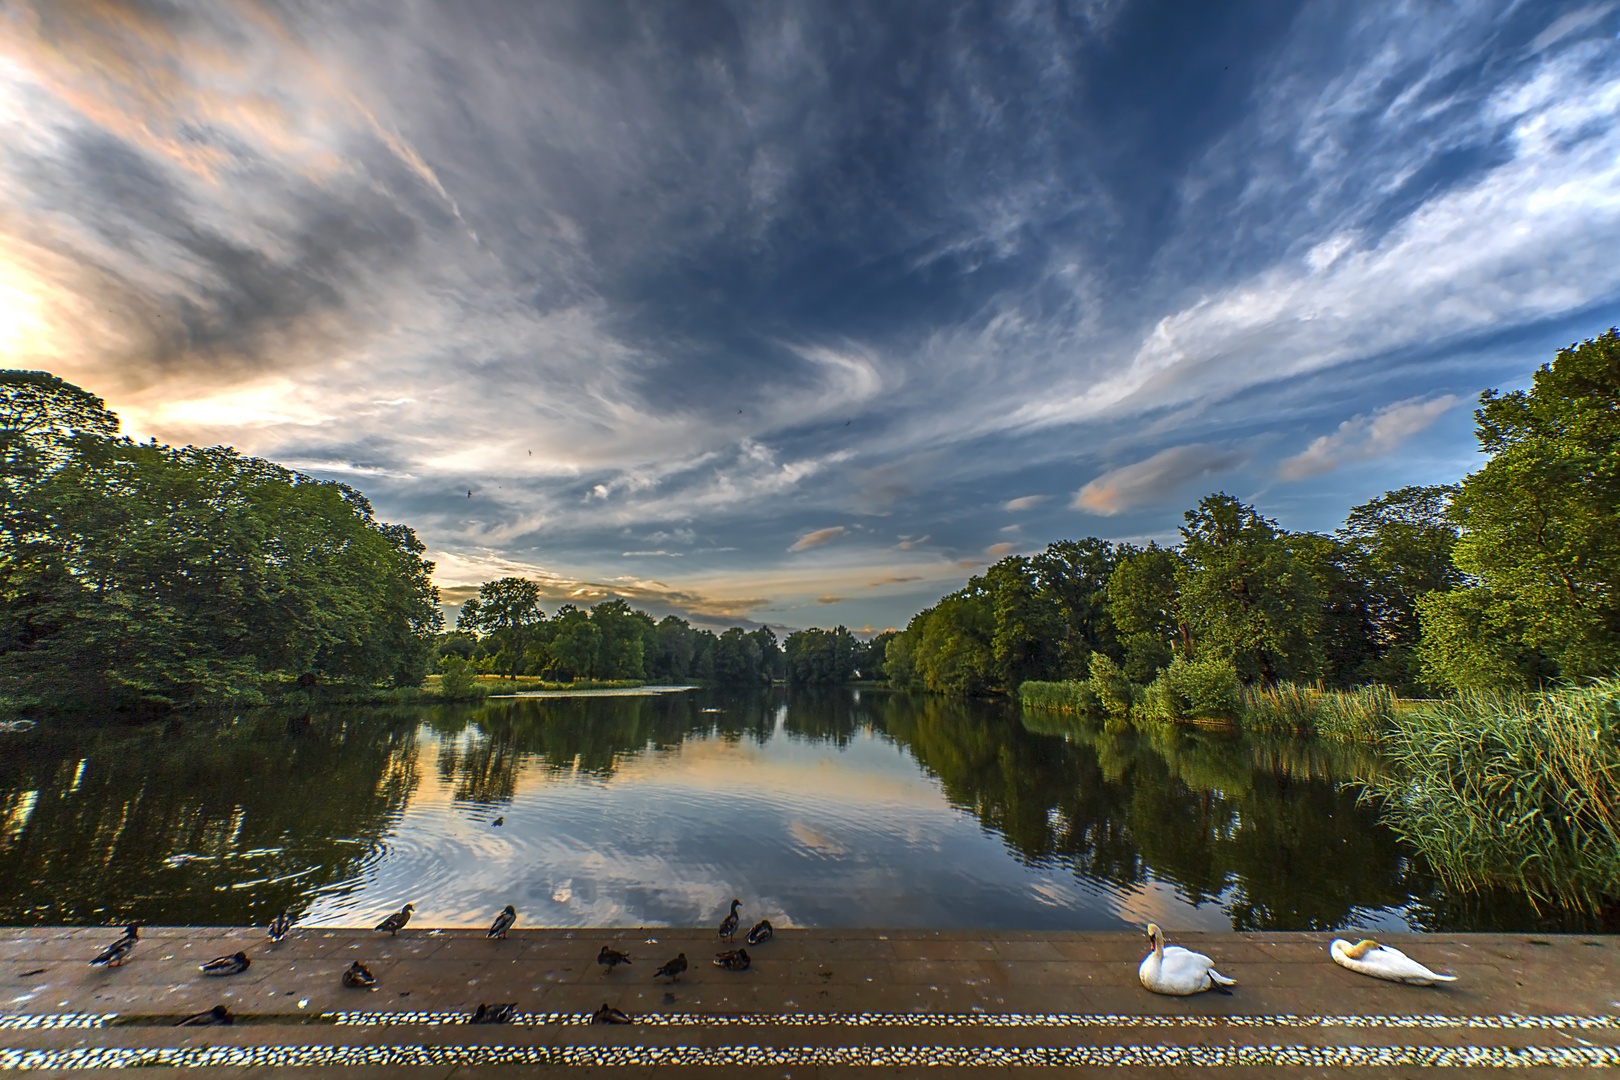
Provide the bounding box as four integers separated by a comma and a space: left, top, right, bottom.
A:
1367, 680, 1620, 914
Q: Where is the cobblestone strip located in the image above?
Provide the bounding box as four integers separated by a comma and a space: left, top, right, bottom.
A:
3, 1042, 1618, 1070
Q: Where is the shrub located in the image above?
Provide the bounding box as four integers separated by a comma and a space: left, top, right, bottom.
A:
1087, 653, 1134, 717
438, 655, 480, 700
1018, 680, 1100, 715
1141, 656, 1241, 723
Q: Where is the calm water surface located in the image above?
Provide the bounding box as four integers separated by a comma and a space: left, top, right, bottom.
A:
0, 688, 1554, 932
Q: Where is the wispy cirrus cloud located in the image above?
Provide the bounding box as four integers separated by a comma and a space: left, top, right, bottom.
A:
1074, 444, 1247, 516
789, 526, 846, 552
1279, 394, 1461, 480
1003, 495, 1046, 511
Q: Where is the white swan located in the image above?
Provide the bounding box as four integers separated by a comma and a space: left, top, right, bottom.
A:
1330, 938, 1457, 985
1138, 923, 1236, 995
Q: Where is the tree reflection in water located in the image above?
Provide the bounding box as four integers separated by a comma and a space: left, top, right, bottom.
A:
0, 689, 1574, 930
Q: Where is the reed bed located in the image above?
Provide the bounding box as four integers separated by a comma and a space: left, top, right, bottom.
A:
1367, 680, 1620, 915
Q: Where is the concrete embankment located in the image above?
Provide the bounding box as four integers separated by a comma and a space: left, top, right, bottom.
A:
2, 926, 1617, 1076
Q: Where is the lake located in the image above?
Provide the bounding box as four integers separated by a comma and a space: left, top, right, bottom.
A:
0, 687, 1562, 932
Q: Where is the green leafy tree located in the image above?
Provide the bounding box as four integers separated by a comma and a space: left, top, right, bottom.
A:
590, 599, 649, 680
546, 604, 601, 680
749, 625, 784, 681
1447, 329, 1620, 679
461, 578, 545, 680
1107, 544, 1187, 678
1176, 494, 1321, 685
982, 557, 1066, 690
784, 626, 858, 685
713, 626, 763, 684
1032, 538, 1121, 674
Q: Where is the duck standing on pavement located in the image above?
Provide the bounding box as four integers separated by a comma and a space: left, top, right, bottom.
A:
375, 904, 414, 936
654, 953, 687, 982
598, 946, 632, 971
718, 898, 741, 941
487, 904, 517, 939
268, 910, 292, 942
200, 951, 251, 976
89, 925, 139, 968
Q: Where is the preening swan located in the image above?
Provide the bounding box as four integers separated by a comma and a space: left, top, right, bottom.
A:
1330, 938, 1457, 985
1138, 923, 1236, 995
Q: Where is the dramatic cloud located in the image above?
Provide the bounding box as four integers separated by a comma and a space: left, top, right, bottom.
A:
1074, 445, 1248, 516
789, 526, 847, 552
1279, 395, 1461, 480
4, 1, 1617, 630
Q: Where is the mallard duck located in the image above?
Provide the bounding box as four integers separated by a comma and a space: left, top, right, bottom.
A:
1138, 923, 1235, 996
1330, 938, 1458, 985
268, 909, 292, 942
89, 925, 139, 968
653, 953, 687, 982
597, 945, 632, 971
469, 1002, 517, 1024
718, 898, 741, 941
745, 919, 773, 945
591, 1002, 632, 1024
342, 960, 377, 988
713, 947, 750, 971
375, 903, 414, 936
176, 1005, 234, 1027
491, 816, 503, 827
487, 904, 517, 939
200, 951, 251, 976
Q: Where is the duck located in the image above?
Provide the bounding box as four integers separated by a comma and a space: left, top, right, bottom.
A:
491, 816, 504, 827
268, 909, 292, 942
1138, 923, 1235, 996
597, 945, 632, 971
591, 1002, 632, 1024
487, 904, 517, 939
469, 1002, 517, 1024
176, 1005, 234, 1027
654, 953, 687, 982
200, 951, 251, 976
713, 947, 750, 972
342, 961, 377, 988
718, 898, 741, 941
89, 925, 139, 968
1330, 938, 1458, 985
745, 919, 773, 945
375, 903, 414, 936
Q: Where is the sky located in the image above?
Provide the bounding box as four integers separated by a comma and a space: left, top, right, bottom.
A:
4, 1, 1620, 635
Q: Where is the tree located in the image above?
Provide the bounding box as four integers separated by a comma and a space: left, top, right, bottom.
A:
749, 626, 784, 681
1032, 539, 1121, 674
1287, 532, 1379, 688
591, 599, 649, 680
1176, 494, 1321, 685
546, 604, 600, 680
1446, 329, 1620, 679
912, 595, 995, 695
713, 627, 762, 684
784, 626, 858, 685
460, 578, 545, 679
1107, 544, 1186, 679
983, 557, 1065, 690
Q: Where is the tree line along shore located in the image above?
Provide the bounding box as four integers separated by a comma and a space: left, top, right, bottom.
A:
1, 330, 1615, 919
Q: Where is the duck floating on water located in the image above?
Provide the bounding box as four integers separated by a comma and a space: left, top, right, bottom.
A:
713, 947, 750, 972
469, 1003, 517, 1024
654, 953, 687, 982
342, 961, 377, 988
200, 952, 251, 976
1330, 938, 1458, 985
89, 925, 139, 968
591, 1003, 632, 1024
487, 904, 517, 939
598, 946, 632, 971
718, 898, 741, 941
745, 919, 773, 945
268, 910, 292, 943
176, 1005, 234, 1027
1138, 923, 1235, 996
375, 904, 414, 936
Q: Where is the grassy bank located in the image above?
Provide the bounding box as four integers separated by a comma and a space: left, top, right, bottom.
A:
1367, 679, 1620, 916
1018, 676, 1408, 743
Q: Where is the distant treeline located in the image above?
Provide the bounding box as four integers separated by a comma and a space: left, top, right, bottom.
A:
0, 372, 443, 718
885, 329, 1619, 697
446, 581, 888, 686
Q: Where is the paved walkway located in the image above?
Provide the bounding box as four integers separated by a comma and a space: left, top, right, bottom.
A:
2, 927, 1617, 1076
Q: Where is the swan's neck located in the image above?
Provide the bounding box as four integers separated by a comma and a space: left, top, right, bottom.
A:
1344, 940, 1379, 960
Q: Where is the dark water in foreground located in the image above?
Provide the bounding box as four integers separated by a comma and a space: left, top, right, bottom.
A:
0, 688, 1564, 933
